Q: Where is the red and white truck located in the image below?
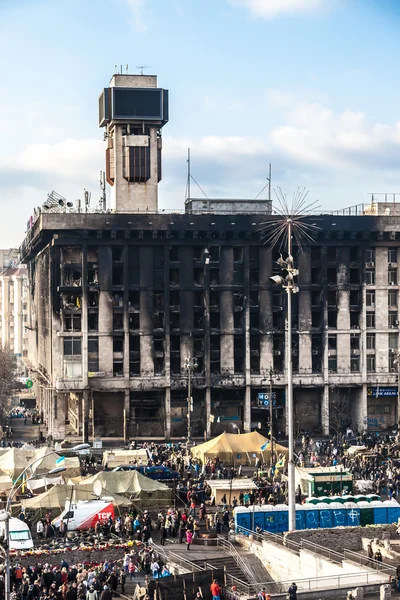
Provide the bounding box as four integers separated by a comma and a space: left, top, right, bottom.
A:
53, 498, 115, 531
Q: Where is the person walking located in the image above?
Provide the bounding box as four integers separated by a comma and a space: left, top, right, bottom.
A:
186, 529, 193, 551
210, 579, 221, 600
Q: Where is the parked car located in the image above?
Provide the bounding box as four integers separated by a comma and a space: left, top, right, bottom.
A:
112, 464, 181, 481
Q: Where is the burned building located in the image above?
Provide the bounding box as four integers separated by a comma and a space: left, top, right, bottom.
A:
18, 73, 400, 440
19, 208, 400, 440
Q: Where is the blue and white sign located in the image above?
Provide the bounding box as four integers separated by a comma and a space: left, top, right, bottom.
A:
367, 387, 398, 397
258, 392, 277, 407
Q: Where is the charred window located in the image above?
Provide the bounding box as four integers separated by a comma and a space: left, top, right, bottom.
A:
129, 335, 140, 377
210, 334, 220, 373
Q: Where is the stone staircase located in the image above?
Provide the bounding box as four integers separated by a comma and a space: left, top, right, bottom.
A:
195, 553, 271, 584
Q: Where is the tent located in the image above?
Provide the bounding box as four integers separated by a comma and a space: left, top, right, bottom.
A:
206, 479, 257, 505
69, 470, 172, 508
0, 447, 81, 480
190, 431, 289, 466
102, 449, 149, 469
21, 484, 131, 510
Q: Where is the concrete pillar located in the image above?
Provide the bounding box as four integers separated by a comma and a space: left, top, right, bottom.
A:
205, 387, 211, 438
259, 247, 273, 372
124, 389, 130, 443
1, 277, 9, 347
13, 276, 23, 355
244, 385, 251, 432
220, 247, 234, 374
82, 389, 90, 443
322, 385, 329, 435
98, 247, 113, 375
165, 388, 171, 438
140, 247, 154, 375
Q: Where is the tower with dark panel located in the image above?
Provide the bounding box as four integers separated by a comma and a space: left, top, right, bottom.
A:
99, 74, 169, 212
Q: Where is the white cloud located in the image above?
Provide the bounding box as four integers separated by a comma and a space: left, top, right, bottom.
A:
124, 0, 147, 33
228, 0, 324, 19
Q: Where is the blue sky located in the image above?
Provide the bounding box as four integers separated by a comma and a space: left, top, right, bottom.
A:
1, 0, 400, 246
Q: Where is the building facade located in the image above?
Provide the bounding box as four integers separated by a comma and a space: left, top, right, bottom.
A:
19, 209, 400, 440
0, 250, 30, 376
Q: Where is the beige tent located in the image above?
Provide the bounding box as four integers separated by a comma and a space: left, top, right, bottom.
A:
0, 447, 81, 480
70, 470, 172, 508
191, 431, 289, 466
102, 449, 149, 469
21, 484, 131, 510
206, 479, 257, 505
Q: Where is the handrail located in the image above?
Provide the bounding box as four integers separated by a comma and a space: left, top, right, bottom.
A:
235, 526, 301, 552
150, 543, 204, 573
343, 549, 396, 575
217, 536, 258, 585
300, 538, 344, 564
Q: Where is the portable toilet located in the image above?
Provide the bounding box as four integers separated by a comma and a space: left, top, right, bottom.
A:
306, 497, 320, 505
253, 505, 265, 531
357, 500, 374, 526
303, 503, 319, 529
263, 505, 279, 534
331, 501, 346, 527
295, 505, 306, 530
317, 502, 333, 528
354, 494, 367, 503
234, 506, 251, 532
370, 500, 387, 525
384, 499, 400, 524
274, 504, 289, 533
344, 502, 360, 526
366, 494, 380, 503
342, 494, 356, 503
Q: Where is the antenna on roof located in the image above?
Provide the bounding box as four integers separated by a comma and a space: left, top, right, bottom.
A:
100, 172, 106, 212
136, 65, 152, 75
254, 163, 272, 201
186, 148, 191, 200
126, 64, 129, 73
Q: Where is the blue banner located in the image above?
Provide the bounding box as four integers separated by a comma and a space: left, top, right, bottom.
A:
367, 387, 398, 397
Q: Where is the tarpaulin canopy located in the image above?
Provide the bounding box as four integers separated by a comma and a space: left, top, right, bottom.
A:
191, 431, 289, 466
20, 484, 131, 510
102, 449, 149, 469
0, 447, 80, 480
69, 470, 172, 507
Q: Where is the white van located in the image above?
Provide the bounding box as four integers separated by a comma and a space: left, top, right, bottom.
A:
53, 498, 115, 531
0, 517, 33, 551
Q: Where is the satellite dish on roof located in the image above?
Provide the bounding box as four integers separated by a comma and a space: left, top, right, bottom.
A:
93, 480, 102, 498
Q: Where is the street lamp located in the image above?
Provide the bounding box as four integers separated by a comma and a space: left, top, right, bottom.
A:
269, 223, 299, 532
183, 357, 198, 446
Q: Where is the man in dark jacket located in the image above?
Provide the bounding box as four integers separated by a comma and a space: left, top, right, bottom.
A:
288, 582, 297, 600
100, 586, 112, 600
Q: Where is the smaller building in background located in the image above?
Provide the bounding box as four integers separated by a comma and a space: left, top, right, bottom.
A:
0, 252, 30, 376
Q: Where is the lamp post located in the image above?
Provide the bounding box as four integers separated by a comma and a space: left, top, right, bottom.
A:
183, 357, 198, 446
2, 443, 89, 600
394, 351, 400, 438
269, 220, 298, 532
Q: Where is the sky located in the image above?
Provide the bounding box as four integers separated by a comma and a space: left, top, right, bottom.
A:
1, 0, 400, 247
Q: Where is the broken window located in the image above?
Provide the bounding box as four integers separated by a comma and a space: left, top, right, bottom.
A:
169, 268, 179, 286
112, 264, 123, 286
250, 312, 259, 329
249, 269, 258, 285
113, 359, 124, 377
349, 246, 358, 263
112, 292, 123, 308
113, 312, 124, 330
169, 246, 180, 262
170, 357, 181, 374
112, 247, 124, 262
327, 290, 336, 307
311, 268, 321, 284
210, 290, 220, 310
154, 337, 165, 375
193, 312, 204, 329
273, 312, 283, 329
328, 356, 337, 373
350, 290, 360, 306
311, 246, 320, 263
350, 312, 360, 328
129, 335, 140, 377
129, 291, 139, 309
350, 334, 360, 350
327, 246, 337, 262
233, 247, 244, 263
349, 268, 360, 284
153, 312, 164, 329
328, 310, 337, 328
88, 312, 98, 332
312, 335, 322, 373
63, 314, 81, 332
389, 248, 398, 264
250, 291, 259, 307
210, 311, 220, 329
327, 268, 336, 285
210, 335, 220, 373
311, 290, 322, 306
170, 312, 180, 329
249, 246, 259, 264
209, 246, 220, 262
169, 290, 180, 308
88, 337, 99, 373
88, 266, 98, 285
273, 292, 283, 308
234, 311, 244, 329
113, 338, 124, 353
311, 312, 321, 328
62, 293, 82, 310
193, 246, 203, 261
193, 268, 204, 286
128, 247, 140, 285
328, 335, 337, 350
209, 268, 220, 285
129, 313, 140, 330
193, 291, 204, 309
88, 292, 98, 307
153, 292, 164, 310
63, 267, 82, 287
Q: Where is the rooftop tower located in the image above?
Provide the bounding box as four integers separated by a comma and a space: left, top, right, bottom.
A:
99, 73, 169, 212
